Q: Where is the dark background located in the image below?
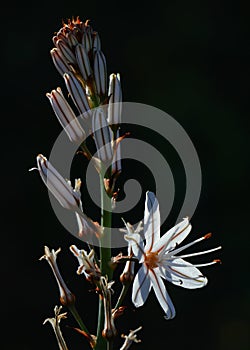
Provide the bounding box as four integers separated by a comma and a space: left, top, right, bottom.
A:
4, 0, 250, 349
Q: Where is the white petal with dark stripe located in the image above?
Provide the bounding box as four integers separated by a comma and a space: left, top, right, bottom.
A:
144, 191, 161, 252
132, 264, 151, 308
154, 217, 191, 253
149, 269, 176, 319
162, 258, 208, 289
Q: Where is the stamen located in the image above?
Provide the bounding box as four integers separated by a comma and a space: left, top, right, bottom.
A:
175, 246, 222, 259
166, 235, 206, 257
191, 259, 221, 267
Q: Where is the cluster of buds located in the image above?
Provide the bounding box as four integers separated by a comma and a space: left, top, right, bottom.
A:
47, 17, 123, 197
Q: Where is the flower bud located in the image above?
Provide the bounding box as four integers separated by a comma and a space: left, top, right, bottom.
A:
56, 39, 76, 64
36, 154, 80, 211
93, 32, 101, 50
63, 72, 91, 118
82, 30, 92, 52
66, 32, 79, 48
93, 50, 107, 96
92, 108, 113, 162
50, 48, 71, 77
107, 73, 122, 127
75, 44, 92, 81
46, 87, 86, 143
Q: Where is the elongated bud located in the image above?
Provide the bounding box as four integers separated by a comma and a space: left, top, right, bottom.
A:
35, 154, 80, 210
107, 73, 122, 127
93, 32, 101, 50
66, 32, 79, 48
82, 31, 92, 52
93, 50, 107, 96
56, 39, 76, 64
46, 87, 86, 143
40, 247, 75, 307
50, 48, 71, 76
92, 109, 113, 162
63, 72, 91, 117
75, 44, 92, 81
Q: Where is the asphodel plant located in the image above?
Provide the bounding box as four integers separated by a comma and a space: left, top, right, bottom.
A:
31, 17, 221, 350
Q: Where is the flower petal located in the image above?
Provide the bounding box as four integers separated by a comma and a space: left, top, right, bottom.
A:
132, 264, 151, 308
144, 191, 161, 252
149, 269, 176, 319
162, 258, 208, 289
154, 217, 191, 253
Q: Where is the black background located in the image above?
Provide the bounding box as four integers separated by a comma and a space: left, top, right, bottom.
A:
4, 0, 250, 349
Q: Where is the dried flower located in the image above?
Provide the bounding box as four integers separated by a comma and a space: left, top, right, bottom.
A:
100, 277, 117, 340
70, 245, 101, 282
43, 305, 69, 350
120, 326, 142, 350
40, 247, 75, 307
120, 220, 143, 285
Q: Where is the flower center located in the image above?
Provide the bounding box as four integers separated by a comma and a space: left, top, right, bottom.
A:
145, 251, 159, 269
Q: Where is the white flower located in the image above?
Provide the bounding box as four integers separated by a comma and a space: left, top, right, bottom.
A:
125, 191, 221, 319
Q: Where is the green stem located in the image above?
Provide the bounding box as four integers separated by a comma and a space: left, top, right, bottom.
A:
95, 170, 113, 350
68, 304, 90, 336
114, 284, 130, 310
